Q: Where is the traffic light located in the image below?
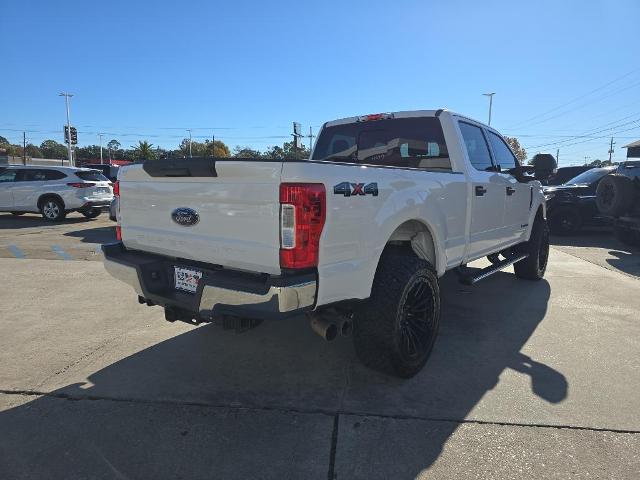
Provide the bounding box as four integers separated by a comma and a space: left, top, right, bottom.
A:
64, 126, 78, 145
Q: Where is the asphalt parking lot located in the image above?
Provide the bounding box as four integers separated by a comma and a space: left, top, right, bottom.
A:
0, 212, 639, 479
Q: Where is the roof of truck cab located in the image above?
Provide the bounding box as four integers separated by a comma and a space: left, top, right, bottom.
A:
322, 109, 487, 129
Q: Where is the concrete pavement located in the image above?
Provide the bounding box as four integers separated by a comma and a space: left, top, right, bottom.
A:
0, 245, 638, 478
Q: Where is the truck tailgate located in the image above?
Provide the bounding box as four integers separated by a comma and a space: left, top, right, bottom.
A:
118, 160, 283, 275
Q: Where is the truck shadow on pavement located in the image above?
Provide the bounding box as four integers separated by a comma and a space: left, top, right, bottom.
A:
0, 271, 563, 479
0, 212, 95, 229
63, 226, 116, 244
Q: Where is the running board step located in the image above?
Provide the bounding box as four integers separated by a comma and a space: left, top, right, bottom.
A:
459, 254, 529, 285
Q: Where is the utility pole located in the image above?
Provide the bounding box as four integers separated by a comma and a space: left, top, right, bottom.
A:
482, 92, 496, 126
23, 132, 26, 165
187, 129, 193, 158
308, 126, 314, 152
608, 137, 615, 163
292, 122, 302, 158
59, 92, 74, 166
556, 148, 559, 165
99, 133, 104, 164
212, 134, 215, 157
584, 156, 590, 166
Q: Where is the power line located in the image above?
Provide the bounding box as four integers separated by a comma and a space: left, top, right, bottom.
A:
521, 113, 640, 150
507, 68, 640, 129
511, 78, 640, 131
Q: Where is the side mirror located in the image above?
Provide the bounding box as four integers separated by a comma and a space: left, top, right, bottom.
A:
531, 153, 557, 181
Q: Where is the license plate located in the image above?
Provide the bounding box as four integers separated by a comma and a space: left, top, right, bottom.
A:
94, 187, 109, 195
174, 266, 203, 293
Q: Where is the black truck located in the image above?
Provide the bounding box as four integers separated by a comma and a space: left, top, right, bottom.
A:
596, 161, 640, 245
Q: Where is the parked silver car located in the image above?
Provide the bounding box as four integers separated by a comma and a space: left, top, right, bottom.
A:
0, 165, 114, 221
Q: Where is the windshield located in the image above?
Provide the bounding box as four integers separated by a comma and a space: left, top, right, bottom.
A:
312, 117, 451, 170
565, 167, 614, 185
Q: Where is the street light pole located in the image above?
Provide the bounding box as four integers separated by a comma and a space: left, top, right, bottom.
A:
59, 92, 74, 166
187, 129, 193, 158
482, 92, 496, 126
99, 133, 104, 164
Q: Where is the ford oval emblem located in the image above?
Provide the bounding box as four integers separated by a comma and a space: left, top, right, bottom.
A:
171, 207, 199, 226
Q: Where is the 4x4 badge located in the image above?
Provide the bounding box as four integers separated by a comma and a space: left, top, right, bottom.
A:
333, 182, 378, 197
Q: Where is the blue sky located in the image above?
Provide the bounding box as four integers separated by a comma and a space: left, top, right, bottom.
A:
1, 0, 640, 165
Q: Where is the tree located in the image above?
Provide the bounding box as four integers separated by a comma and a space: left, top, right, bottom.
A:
265, 140, 310, 160
210, 140, 230, 157
504, 136, 527, 163
233, 146, 263, 158
25, 144, 43, 158
132, 141, 155, 161
75, 145, 95, 161
0, 135, 9, 145
588, 159, 612, 167
40, 140, 68, 159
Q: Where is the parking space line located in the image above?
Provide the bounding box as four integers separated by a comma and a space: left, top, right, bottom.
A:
8, 245, 26, 259
51, 245, 73, 260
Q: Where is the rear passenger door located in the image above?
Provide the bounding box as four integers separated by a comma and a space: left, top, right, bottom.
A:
458, 121, 510, 258
486, 131, 531, 244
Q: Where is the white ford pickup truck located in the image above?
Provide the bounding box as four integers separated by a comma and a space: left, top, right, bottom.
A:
103, 110, 552, 377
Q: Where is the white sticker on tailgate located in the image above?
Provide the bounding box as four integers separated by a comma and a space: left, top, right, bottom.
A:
174, 266, 203, 293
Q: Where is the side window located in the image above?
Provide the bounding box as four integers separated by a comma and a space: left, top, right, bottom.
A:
487, 131, 517, 172
43, 170, 66, 180
30, 170, 48, 181
459, 122, 494, 171
0, 170, 17, 183
17, 169, 48, 181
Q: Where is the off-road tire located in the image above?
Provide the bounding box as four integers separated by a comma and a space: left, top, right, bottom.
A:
596, 174, 634, 217
514, 218, 549, 280
40, 197, 66, 222
353, 247, 440, 378
81, 208, 102, 219
549, 206, 581, 235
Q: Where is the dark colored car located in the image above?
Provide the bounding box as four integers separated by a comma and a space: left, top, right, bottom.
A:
544, 166, 617, 234
82, 164, 120, 182
546, 166, 593, 186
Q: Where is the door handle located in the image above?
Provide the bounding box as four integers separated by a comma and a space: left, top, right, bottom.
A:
475, 185, 487, 196
506, 186, 516, 196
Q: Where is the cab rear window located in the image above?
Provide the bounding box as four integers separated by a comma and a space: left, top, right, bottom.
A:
312, 117, 451, 170
76, 170, 109, 182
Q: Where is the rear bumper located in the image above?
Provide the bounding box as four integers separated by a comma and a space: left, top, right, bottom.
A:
102, 242, 317, 320
80, 199, 113, 210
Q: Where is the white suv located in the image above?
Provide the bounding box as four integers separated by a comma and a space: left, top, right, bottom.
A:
0, 165, 114, 221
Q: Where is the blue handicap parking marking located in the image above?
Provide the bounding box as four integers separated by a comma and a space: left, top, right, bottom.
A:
8, 245, 26, 259
51, 245, 73, 260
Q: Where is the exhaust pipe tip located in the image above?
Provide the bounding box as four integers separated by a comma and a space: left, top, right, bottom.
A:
340, 319, 353, 337
310, 315, 338, 341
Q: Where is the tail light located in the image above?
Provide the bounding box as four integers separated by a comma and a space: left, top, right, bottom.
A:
279, 183, 326, 269
114, 180, 121, 241
67, 182, 96, 188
